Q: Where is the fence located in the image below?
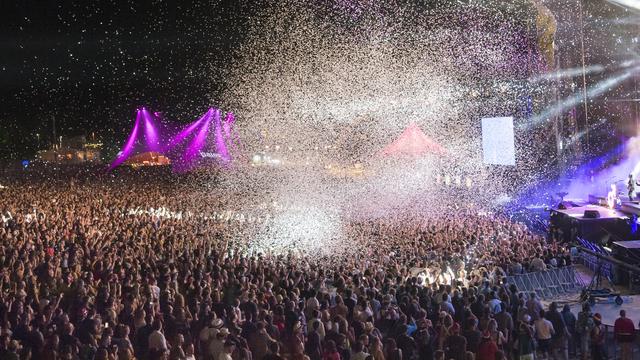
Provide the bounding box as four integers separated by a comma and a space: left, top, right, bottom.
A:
505, 266, 585, 300
575, 247, 615, 284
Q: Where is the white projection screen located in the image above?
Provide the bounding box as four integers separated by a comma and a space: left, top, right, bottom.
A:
481, 116, 516, 166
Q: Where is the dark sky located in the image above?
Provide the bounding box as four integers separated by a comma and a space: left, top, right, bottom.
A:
0, 0, 636, 160
0, 0, 255, 158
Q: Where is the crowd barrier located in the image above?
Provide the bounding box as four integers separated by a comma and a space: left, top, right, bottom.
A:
505, 266, 584, 300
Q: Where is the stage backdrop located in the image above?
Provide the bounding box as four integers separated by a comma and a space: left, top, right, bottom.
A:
481, 116, 516, 166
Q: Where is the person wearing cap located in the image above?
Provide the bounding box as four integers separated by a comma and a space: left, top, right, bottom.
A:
590, 313, 606, 360
209, 328, 230, 360
200, 317, 224, 356
445, 322, 467, 360
614, 309, 635, 360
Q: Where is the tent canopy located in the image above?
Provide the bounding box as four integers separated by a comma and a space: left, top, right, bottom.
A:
380, 123, 446, 157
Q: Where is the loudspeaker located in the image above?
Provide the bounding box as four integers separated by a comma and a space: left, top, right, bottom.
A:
630, 274, 640, 293
613, 264, 629, 285
584, 210, 601, 219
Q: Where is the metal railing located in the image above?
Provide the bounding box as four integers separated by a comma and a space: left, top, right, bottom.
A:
505, 265, 585, 300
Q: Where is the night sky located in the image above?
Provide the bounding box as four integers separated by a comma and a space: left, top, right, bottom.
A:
0, 1, 255, 159
0, 0, 637, 160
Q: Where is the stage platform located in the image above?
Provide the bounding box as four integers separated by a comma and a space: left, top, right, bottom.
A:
621, 201, 640, 216
550, 203, 633, 244
552, 204, 627, 220
613, 240, 640, 249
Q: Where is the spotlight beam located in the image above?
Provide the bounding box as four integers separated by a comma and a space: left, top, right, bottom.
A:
529, 64, 605, 83
142, 109, 160, 152
524, 66, 640, 130
109, 109, 142, 170
607, 0, 640, 11
184, 110, 213, 162
214, 109, 230, 162
163, 109, 213, 152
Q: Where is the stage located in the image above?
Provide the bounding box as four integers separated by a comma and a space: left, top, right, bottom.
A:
550, 201, 636, 244
621, 201, 640, 216
553, 204, 628, 220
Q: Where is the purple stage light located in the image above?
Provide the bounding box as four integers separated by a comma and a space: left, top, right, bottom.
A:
109, 109, 142, 170
109, 106, 239, 171
184, 109, 213, 163
223, 111, 242, 156
214, 109, 230, 162
223, 112, 234, 138
142, 109, 161, 152
163, 110, 211, 152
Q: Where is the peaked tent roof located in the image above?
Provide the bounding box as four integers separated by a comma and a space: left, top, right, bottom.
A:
380, 123, 446, 157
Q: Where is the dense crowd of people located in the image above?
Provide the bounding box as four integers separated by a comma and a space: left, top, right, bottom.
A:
0, 166, 589, 360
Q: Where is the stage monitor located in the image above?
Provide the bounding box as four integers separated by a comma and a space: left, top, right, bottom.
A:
481, 116, 516, 166
583, 210, 601, 219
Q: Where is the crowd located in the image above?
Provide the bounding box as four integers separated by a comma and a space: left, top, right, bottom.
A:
0, 166, 583, 360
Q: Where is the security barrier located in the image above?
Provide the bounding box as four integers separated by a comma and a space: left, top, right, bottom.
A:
505, 266, 584, 300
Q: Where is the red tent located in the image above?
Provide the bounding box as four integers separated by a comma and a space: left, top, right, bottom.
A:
380, 123, 446, 157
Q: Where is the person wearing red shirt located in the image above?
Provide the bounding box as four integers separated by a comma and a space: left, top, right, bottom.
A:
476, 331, 498, 360
614, 309, 635, 360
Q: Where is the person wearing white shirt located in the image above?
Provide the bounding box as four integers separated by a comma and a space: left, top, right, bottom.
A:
217, 340, 235, 360
149, 280, 161, 303
351, 341, 370, 360
308, 310, 325, 341
199, 318, 224, 355
148, 321, 168, 355
305, 291, 320, 319
209, 328, 229, 360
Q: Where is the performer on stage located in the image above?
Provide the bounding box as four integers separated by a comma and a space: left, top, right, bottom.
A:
608, 183, 618, 208
628, 174, 639, 201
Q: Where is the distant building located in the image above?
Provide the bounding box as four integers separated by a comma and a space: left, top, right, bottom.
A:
37, 135, 102, 164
